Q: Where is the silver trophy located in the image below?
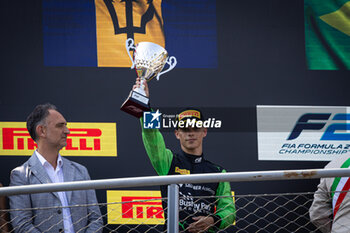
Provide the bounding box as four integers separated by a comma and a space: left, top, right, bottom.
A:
121, 38, 177, 118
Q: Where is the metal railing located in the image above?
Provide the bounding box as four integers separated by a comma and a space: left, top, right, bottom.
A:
1, 168, 350, 196
1, 168, 350, 232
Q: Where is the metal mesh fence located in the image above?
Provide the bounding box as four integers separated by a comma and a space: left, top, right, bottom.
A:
234, 192, 317, 233
0, 190, 347, 233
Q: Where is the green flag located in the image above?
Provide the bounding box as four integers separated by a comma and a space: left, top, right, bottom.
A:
305, 0, 350, 70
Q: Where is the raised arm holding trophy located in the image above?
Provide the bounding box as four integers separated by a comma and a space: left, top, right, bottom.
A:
120, 38, 177, 118
121, 38, 236, 232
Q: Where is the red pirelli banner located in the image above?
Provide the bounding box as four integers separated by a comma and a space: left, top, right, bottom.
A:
0, 122, 117, 156
107, 190, 164, 225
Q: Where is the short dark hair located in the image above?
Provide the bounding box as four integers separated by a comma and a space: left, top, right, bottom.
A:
26, 103, 58, 141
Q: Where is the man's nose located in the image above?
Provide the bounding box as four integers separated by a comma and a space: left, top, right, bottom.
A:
187, 131, 195, 136
64, 126, 70, 134
188, 128, 196, 133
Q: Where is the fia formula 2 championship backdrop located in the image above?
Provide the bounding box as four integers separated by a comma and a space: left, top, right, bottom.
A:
1, 0, 350, 230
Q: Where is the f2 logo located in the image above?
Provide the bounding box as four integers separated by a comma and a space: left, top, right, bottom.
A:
288, 113, 350, 140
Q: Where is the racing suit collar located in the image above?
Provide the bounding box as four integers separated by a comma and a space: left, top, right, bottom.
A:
181, 150, 204, 164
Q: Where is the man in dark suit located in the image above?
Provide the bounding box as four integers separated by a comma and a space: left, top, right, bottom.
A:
9, 103, 103, 233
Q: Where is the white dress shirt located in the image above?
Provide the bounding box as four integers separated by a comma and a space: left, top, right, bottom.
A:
35, 150, 75, 233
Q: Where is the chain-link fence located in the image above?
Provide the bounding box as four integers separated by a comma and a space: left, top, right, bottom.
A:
235, 192, 317, 233
0, 190, 348, 232
1, 168, 350, 232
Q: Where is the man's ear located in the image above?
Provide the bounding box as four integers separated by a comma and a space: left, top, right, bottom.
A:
174, 129, 180, 139
36, 125, 45, 138
202, 128, 208, 138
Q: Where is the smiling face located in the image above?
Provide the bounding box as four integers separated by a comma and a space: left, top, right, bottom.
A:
37, 109, 70, 150
175, 127, 207, 156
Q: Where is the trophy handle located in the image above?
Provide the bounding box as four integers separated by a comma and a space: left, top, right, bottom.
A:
156, 56, 177, 80
126, 38, 136, 69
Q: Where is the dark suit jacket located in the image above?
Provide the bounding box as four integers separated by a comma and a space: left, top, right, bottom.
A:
9, 153, 103, 233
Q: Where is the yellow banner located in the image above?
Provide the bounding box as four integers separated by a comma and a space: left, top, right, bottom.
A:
0, 122, 117, 157
95, 0, 165, 67
107, 190, 164, 225
107, 190, 236, 225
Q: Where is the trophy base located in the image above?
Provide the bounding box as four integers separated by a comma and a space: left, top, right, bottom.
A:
120, 90, 151, 118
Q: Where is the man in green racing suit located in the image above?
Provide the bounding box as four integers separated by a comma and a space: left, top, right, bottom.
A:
134, 78, 235, 232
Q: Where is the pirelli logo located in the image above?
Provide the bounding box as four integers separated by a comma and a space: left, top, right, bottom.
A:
0, 122, 117, 156
175, 166, 190, 175
107, 190, 164, 225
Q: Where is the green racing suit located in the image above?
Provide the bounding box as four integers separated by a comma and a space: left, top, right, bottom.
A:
141, 120, 235, 231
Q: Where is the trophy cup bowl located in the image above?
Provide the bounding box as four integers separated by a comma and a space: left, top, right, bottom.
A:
134, 42, 168, 82
121, 38, 177, 118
